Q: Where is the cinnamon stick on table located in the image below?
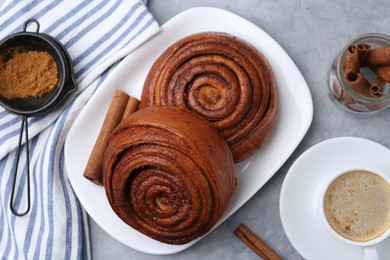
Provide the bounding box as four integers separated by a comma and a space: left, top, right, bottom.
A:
83, 89, 139, 186
234, 224, 281, 260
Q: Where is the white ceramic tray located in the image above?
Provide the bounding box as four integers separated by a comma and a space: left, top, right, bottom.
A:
65, 7, 313, 255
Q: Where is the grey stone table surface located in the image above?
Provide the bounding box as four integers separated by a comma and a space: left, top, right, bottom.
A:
89, 0, 390, 259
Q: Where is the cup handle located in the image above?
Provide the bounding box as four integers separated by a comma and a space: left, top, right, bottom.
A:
363, 246, 379, 260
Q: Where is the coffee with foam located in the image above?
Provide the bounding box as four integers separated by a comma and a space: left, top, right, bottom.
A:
323, 170, 390, 242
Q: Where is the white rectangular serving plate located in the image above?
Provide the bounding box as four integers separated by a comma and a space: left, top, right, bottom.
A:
65, 7, 313, 255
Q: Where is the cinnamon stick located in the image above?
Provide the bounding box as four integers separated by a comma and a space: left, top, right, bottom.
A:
343, 45, 359, 73
370, 78, 386, 97
83, 89, 139, 186
361, 47, 390, 67
121, 95, 140, 120
372, 65, 390, 83
356, 43, 371, 64
344, 71, 371, 97
234, 224, 281, 260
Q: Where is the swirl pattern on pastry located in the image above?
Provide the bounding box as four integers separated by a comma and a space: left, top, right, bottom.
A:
103, 106, 236, 245
140, 32, 278, 163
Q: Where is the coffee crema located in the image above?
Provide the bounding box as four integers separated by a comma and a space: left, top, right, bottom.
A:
323, 170, 390, 242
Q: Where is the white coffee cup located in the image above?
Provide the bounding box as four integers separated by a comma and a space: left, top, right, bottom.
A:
319, 168, 390, 260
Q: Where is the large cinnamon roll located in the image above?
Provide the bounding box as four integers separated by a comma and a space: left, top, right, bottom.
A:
102, 106, 236, 245
140, 32, 278, 163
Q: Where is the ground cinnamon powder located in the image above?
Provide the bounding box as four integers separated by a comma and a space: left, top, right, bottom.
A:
0, 50, 58, 99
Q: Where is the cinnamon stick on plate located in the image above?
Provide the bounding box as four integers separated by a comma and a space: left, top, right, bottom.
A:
234, 224, 281, 260
83, 89, 139, 186
122, 95, 140, 120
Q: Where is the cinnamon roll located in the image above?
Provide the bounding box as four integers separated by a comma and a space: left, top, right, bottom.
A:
103, 106, 236, 245
141, 32, 278, 162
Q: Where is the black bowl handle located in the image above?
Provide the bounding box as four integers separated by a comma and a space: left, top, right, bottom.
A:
23, 18, 40, 33
10, 116, 31, 216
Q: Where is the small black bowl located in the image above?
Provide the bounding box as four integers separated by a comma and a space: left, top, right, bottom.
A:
0, 18, 76, 116
0, 18, 77, 216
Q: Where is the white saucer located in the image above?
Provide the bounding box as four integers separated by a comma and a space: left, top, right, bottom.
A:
280, 137, 390, 260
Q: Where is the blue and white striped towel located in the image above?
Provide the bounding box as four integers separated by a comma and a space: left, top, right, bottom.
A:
0, 1, 159, 259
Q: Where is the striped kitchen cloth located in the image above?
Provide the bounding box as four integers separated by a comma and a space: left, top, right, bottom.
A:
0, 1, 159, 259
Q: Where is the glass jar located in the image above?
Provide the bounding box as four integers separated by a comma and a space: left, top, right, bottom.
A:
328, 33, 390, 114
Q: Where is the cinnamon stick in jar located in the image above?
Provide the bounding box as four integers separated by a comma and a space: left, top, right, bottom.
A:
344, 71, 371, 97
83, 89, 139, 186
343, 45, 359, 73
361, 47, 390, 67
356, 43, 371, 64
372, 65, 390, 83
370, 78, 386, 97
234, 224, 281, 260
